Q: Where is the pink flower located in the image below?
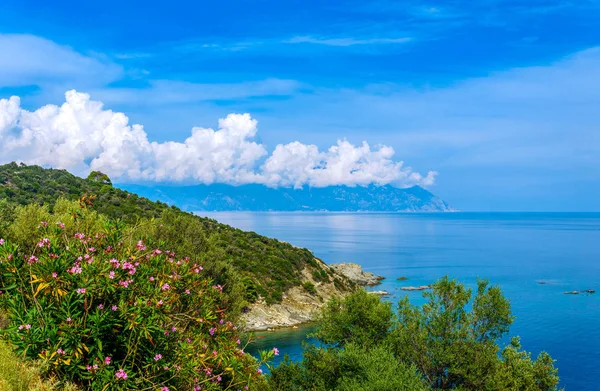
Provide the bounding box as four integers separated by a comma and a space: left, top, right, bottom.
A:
66, 317, 72, 323
185, 289, 191, 295
56, 222, 65, 229
37, 238, 51, 248
161, 387, 169, 391
76, 288, 86, 294
171, 326, 177, 332
97, 304, 104, 309
0, 238, 5, 245
111, 305, 118, 311
27, 256, 38, 264
25, 324, 31, 330
18, 325, 24, 330
40, 221, 48, 227
236, 339, 241, 345
115, 368, 128, 380
74, 233, 85, 240
154, 354, 162, 361
272, 347, 279, 356
149, 276, 155, 282
109, 259, 120, 268
57, 348, 65, 355
161, 283, 170, 291
109, 271, 115, 279
105, 356, 111, 365
257, 368, 263, 374
51, 272, 58, 278
209, 327, 216, 336
136, 240, 147, 251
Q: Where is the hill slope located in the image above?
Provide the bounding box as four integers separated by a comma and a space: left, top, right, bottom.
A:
121, 183, 454, 212
0, 163, 354, 317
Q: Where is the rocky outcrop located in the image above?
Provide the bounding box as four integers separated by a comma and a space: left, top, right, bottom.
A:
401, 285, 432, 291
240, 259, 354, 331
564, 289, 595, 295
329, 263, 384, 286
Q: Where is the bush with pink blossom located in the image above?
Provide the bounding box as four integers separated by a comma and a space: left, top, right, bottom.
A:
0, 216, 270, 390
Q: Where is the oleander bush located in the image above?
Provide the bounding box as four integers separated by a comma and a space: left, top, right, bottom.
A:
0, 209, 271, 390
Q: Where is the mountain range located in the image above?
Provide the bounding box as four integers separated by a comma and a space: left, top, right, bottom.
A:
119, 183, 455, 212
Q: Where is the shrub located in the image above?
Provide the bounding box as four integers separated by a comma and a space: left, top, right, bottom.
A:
0, 217, 270, 390
302, 282, 317, 295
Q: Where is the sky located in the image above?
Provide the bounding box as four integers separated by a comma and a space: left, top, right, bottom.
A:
0, 0, 599, 211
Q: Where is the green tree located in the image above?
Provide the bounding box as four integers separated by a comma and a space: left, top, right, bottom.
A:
273, 278, 562, 391
268, 344, 427, 391
313, 289, 393, 348
86, 171, 112, 186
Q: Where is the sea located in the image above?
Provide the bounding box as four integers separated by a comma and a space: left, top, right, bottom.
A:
197, 212, 600, 390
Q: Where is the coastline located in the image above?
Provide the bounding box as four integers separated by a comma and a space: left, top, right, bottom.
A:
241, 262, 383, 332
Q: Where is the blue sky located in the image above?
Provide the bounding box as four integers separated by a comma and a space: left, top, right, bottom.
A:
0, 0, 599, 211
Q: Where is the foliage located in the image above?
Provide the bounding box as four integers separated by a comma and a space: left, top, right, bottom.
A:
86, 171, 112, 186
268, 344, 427, 391
0, 211, 271, 390
270, 280, 561, 391
313, 289, 393, 348
302, 282, 317, 295
0, 163, 347, 305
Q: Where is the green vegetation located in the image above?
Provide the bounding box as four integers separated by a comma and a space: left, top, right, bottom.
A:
0, 201, 272, 390
268, 279, 561, 391
0, 340, 79, 391
0, 163, 344, 306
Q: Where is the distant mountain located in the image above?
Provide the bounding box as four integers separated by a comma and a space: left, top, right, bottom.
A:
119, 183, 455, 212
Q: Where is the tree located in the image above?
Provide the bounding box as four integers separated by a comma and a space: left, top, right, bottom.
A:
87, 171, 112, 186
271, 278, 562, 391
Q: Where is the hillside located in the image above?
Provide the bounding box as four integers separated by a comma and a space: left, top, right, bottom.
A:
0, 163, 354, 318
121, 183, 454, 212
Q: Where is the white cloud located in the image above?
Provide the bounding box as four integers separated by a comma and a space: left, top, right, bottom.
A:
0, 90, 435, 189
285, 36, 412, 47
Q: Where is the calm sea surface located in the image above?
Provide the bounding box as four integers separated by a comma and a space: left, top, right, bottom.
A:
198, 212, 600, 390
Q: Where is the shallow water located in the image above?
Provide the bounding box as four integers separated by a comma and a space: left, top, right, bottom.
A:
199, 212, 600, 390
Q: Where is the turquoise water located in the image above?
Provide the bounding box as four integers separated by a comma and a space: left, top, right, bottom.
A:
199, 212, 600, 390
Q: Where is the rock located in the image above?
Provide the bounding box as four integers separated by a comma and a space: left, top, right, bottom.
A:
329, 262, 384, 286
368, 290, 390, 296
537, 281, 548, 285
564, 291, 580, 295
401, 285, 432, 291
240, 259, 353, 331
397, 276, 409, 281
582, 289, 595, 294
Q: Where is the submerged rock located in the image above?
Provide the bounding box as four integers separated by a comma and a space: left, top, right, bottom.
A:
329, 262, 384, 286
564, 291, 580, 295
401, 285, 432, 291
397, 276, 409, 281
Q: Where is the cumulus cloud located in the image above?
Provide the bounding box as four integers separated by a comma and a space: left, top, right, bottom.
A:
0, 90, 436, 188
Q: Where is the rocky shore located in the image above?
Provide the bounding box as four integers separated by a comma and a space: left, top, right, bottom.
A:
240, 259, 354, 331
329, 262, 385, 286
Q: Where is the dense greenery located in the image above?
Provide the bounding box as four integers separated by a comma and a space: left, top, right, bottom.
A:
0, 201, 273, 390
269, 281, 561, 391
0, 163, 344, 306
